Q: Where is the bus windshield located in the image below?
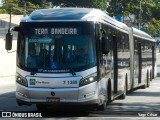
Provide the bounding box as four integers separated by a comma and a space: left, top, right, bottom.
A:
17, 22, 96, 72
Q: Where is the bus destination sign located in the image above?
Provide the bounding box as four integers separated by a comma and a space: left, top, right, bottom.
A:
34, 28, 79, 35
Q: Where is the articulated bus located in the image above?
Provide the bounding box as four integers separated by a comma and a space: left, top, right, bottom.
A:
5, 8, 156, 111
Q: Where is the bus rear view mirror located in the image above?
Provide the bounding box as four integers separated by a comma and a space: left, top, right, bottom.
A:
5, 32, 13, 50
102, 37, 110, 54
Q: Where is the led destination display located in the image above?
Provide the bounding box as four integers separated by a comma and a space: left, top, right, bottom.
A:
34, 28, 78, 35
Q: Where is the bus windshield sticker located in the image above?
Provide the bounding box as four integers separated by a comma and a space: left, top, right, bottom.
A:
39, 69, 70, 73
38, 69, 43, 72
29, 38, 52, 43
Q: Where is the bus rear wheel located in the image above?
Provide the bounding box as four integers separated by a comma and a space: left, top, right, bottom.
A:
119, 75, 127, 99
150, 70, 152, 81
141, 71, 149, 89
147, 71, 150, 87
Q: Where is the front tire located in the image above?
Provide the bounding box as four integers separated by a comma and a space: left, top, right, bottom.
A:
97, 100, 107, 111
97, 80, 112, 111
107, 82, 112, 104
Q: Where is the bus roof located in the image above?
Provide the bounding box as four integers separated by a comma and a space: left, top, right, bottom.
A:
28, 8, 94, 21
21, 7, 128, 32
21, 8, 153, 41
21, 8, 127, 28
132, 27, 155, 42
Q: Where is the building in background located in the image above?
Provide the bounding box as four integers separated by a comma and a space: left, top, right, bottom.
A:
0, 0, 4, 7
0, 14, 23, 39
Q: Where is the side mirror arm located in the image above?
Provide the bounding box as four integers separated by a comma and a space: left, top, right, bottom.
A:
5, 26, 20, 51
8, 26, 20, 33
8, 27, 14, 33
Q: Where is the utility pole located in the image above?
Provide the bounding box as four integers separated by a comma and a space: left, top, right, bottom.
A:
41, 0, 46, 8
18, 1, 27, 17
9, 6, 12, 28
23, 2, 26, 17
138, 0, 141, 30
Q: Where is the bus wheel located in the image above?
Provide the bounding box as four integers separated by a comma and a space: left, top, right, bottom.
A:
150, 70, 152, 81
97, 100, 107, 111
107, 81, 112, 104
36, 104, 47, 111
141, 72, 148, 89
119, 76, 127, 99
147, 71, 150, 87
119, 85, 126, 99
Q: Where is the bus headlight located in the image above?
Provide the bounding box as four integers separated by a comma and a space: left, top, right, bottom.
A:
79, 73, 97, 87
16, 74, 28, 87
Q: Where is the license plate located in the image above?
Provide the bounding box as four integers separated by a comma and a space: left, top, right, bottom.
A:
46, 97, 60, 103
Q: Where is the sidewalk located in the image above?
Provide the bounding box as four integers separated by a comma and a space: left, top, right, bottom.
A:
0, 38, 16, 81
156, 48, 160, 56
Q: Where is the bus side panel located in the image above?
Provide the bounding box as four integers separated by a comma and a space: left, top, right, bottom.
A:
100, 24, 130, 98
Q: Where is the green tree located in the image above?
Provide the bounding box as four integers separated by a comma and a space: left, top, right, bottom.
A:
144, 18, 160, 36
51, 0, 108, 9
25, 2, 40, 15
107, 0, 152, 23
0, 9, 8, 14
1, 0, 109, 14
107, 0, 160, 36
144, 1, 160, 36
0, 0, 40, 15
150, 0, 160, 20
2, 0, 24, 14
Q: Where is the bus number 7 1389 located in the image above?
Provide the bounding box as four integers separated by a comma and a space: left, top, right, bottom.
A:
63, 80, 78, 84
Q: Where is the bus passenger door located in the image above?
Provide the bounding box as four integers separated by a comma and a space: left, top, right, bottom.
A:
138, 43, 142, 84
113, 36, 118, 94
152, 45, 155, 79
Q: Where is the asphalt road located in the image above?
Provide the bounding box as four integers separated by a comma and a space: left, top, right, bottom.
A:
0, 39, 160, 119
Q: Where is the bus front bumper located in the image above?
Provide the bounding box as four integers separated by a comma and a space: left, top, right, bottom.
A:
16, 82, 99, 106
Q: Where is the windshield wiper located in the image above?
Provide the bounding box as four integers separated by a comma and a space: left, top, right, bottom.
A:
69, 67, 76, 76
67, 61, 76, 76
30, 70, 37, 75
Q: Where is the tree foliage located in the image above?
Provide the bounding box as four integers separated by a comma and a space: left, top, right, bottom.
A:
107, 0, 160, 36
0, 0, 159, 36
143, 0, 160, 36
144, 18, 160, 36
107, 0, 153, 24
51, 0, 108, 9
0, 0, 40, 15
0, 9, 7, 14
